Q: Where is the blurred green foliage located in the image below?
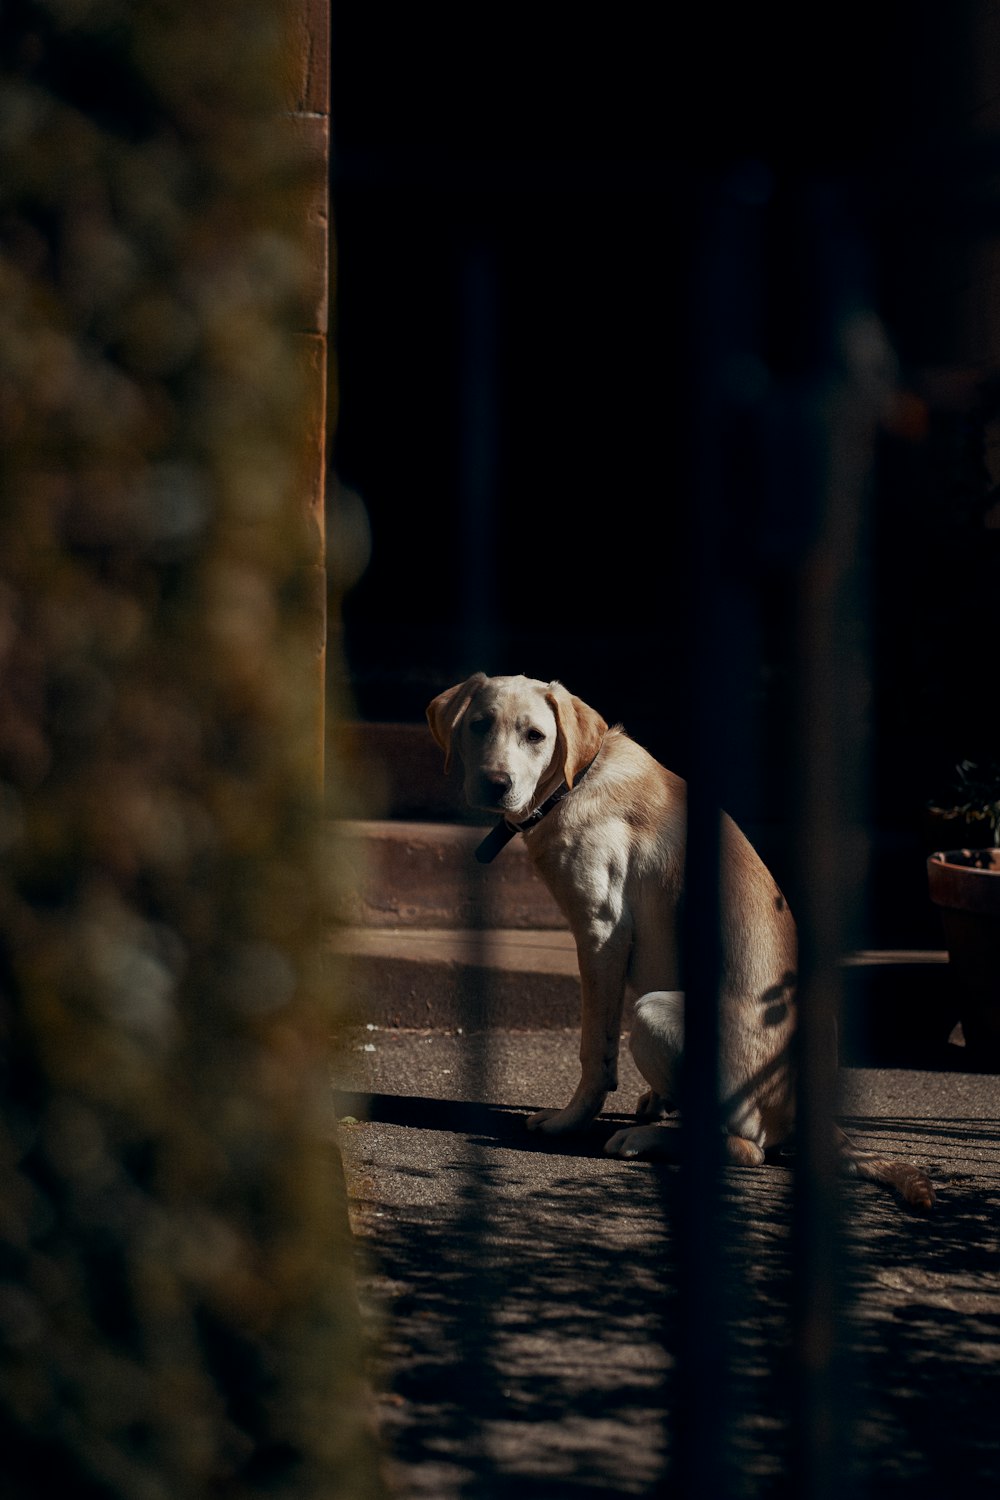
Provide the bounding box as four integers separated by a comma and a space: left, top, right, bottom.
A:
0, 3, 380, 1496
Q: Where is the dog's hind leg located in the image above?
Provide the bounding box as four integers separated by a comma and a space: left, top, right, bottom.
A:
610, 992, 771, 1167
604, 992, 684, 1158
723, 1134, 766, 1166
628, 989, 684, 1111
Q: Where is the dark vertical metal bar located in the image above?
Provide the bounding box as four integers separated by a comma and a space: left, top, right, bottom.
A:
456, 238, 502, 1493
788, 182, 881, 1500
673, 170, 766, 1500
674, 178, 727, 1500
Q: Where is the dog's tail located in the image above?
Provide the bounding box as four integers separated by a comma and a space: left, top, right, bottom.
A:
835, 1125, 936, 1211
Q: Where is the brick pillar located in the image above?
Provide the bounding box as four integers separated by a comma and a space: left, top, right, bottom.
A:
287, 0, 331, 791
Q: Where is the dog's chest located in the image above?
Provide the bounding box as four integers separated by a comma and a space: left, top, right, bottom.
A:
526, 800, 637, 901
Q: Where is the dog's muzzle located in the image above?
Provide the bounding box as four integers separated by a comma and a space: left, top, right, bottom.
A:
477, 770, 514, 808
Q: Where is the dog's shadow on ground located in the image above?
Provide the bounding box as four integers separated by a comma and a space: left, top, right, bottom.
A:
334, 1088, 674, 1158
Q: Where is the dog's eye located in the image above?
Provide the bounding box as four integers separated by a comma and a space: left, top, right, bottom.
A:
525, 727, 546, 744
468, 717, 491, 736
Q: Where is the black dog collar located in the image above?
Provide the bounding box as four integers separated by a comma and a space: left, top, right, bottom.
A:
474, 746, 602, 865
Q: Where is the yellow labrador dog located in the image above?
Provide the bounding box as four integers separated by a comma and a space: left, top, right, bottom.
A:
427, 672, 935, 1211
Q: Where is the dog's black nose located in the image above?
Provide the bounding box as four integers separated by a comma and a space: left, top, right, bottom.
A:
480, 770, 512, 803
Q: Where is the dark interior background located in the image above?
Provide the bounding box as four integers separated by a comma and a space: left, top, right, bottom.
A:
329, 4, 1000, 944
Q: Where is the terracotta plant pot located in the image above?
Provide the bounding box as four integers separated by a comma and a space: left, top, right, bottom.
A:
927, 848, 1000, 1061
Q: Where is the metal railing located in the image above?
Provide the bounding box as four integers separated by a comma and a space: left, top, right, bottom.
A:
441, 171, 884, 1499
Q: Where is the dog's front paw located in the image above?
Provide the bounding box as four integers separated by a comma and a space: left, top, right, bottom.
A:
526, 1104, 592, 1134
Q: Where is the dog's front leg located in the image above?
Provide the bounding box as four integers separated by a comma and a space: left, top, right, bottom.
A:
527, 930, 629, 1134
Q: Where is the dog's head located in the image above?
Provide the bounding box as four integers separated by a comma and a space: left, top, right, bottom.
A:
426, 673, 607, 819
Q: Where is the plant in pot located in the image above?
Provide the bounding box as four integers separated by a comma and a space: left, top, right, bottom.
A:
927, 760, 1000, 1063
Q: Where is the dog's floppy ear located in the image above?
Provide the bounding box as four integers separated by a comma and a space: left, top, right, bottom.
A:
545, 683, 607, 788
425, 673, 488, 773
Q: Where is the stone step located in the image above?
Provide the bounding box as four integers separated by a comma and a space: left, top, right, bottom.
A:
331, 818, 567, 930
329, 926, 580, 1030
328, 924, 960, 1067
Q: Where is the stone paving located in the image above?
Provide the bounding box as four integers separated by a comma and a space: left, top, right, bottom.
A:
335, 1024, 1000, 1500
